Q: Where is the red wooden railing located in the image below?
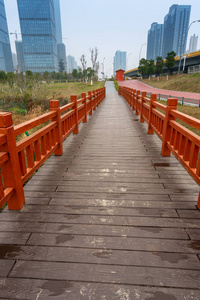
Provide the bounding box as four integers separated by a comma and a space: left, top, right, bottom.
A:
0, 87, 106, 210
119, 85, 200, 208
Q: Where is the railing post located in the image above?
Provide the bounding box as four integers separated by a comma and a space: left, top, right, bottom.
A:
147, 94, 157, 134
161, 98, 178, 156
0, 113, 25, 210
50, 100, 63, 156
135, 90, 140, 115
71, 95, 79, 134
197, 192, 200, 210
93, 90, 96, 111
132, 89, 136, 110
140, 92, 146, 123
81, 92, 87, 123
88, 91, 92, 116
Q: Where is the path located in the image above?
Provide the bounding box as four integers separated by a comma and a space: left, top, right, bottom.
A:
119, 79, 200, 104
0, 82, 200, 299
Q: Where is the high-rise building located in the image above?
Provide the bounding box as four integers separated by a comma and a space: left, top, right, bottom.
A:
15, 41, 25, 73
162, 5, 191, 58
147, 22, 163, 61
0, 0, 14, 72
188, 34, 198, 54
12, 53, 18, 70
113, 51, 126, 74
17, 0, 58, 73
53, 0, 66, 71
67, 55, 77, 73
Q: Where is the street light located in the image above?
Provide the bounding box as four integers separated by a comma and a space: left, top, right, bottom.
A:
139, 43, 146, 65
126, 53, 132, 71
102, 57, 105, 80
178, 20, 200, 72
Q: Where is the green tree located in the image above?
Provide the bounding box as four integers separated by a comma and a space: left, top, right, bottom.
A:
165, 51, 176, 74
59, 59, 65, 73
78, 68, 83, 80
43, 71, 50, 83
7, 72, 16, 87
25, 70, 34, 80
51, 71, 56, 81
34, 72, 42, 82
86, 67, 93, 80
147, 59, 155, 76
138, 58, 148, 77
72, 69, 78, 80
155, 56, 164, 75
0, 71, 7, 83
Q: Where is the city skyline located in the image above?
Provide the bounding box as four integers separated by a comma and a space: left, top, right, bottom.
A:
4, 0, 200, 77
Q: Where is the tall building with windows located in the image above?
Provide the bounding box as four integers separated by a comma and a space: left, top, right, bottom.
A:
113, 51, 126, 74
162, 4, 191, 58
147, 22, 163, 61
67, 55, 77, 73
17, 0, 58, 73
0, 0, 14, 72
15, 41, 25, 73
53, 0, 66, 71
188, 34, 198, 54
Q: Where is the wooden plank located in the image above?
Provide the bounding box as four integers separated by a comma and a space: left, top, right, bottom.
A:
0, 245, 199, 270
0, 232, 31, 245
10, 260, 200, 289
0, 260, 15, 277
26, 233, 200, 254
0, 278, 200, 300
0, 221, 189, 239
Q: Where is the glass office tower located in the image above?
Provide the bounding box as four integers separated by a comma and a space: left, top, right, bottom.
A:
53, 0, 66, 71
162, 5, 191, 58
147, 22, 163, 61
0, 0, 14, 72
17, 0, 58, 73
113, 51, 126, 74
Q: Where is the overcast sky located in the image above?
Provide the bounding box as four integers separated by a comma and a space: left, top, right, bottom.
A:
4, 0, 200, 77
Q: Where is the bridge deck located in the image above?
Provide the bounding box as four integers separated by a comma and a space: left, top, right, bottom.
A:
0, 82, 200, 299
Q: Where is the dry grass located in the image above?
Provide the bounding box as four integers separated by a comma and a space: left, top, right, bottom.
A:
142, 73, 200, 93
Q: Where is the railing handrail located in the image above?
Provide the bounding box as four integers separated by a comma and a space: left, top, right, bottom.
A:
119, 85, 200, 209
0, 86, 106, 210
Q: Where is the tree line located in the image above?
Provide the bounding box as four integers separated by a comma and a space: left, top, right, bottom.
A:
138, 51, 176, 77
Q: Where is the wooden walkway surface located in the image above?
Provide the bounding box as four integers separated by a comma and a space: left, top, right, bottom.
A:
0, 82, 200, 299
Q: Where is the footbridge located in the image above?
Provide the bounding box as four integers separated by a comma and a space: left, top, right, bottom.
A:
0, 82, 200, 299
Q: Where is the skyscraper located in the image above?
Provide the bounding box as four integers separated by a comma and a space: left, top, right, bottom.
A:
15, 41, 25, 73
53, 0, 66, 71
147, 23, 163, 61
0, 0, 14, 72
67, 55, 77, 73
188, 34, 198, 53
162, 5, 191, 58
113, 51, 126, 74
17, 0, 58, 73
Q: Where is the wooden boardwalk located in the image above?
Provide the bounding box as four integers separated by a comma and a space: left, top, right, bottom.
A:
0, 82, 200, 300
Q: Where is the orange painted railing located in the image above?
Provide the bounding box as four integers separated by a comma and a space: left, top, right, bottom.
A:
0, 87, 106, 210
119, 85, 200, 208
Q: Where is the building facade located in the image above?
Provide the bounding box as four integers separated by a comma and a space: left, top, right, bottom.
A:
188, 34, 198, 54
15, 41, 25, 73
147, 22, 163, 61
113, 51, 126, 75
0, 0, 14, 72
53, 0, 66, 70
67, 55, 77, 73
17, 0, 58, 73
162, 4, 191, 58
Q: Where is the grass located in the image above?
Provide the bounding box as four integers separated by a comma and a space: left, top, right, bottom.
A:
157, 99, 200, 136
47, 81, 105, 102
141, 73, 200, 93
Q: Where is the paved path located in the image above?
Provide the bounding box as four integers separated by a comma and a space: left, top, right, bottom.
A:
0, 82, 200, 299
119, 79, 200, 103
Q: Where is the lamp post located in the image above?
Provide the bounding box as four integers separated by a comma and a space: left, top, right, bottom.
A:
178, 20, 200, 73
139, 43, 146, 65
102, 57, 105, 80
126, 53, 132, 71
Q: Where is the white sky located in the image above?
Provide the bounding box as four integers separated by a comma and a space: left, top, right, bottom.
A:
4, 0, 200, 77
